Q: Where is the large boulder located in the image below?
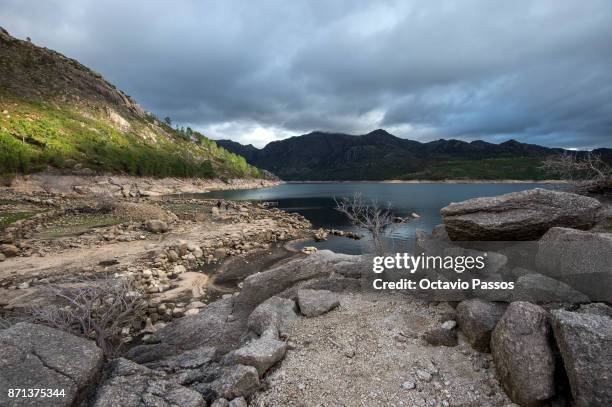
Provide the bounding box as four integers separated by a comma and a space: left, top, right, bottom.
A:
92, 358, 205, 407
576, 302, 612, 319
456, 299, 507, 352
247, 296, 298, 338
536, 227, 612, 301
0, 323, 104, 407
0, 243, 19, 257
551, 310, 612, 407
422, 324, 458, 347
441, 188, 603, 241
144, 219, 169, 233
209, 364, 260, 400
491, 302, 555, 407
512, 273, 590, 304
229, 336, 287, 376
144, 345, 219, 385
297, 289, 340, 317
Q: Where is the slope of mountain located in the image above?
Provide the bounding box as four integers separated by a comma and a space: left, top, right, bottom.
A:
216, 130, 612, 181
0, 28, 260, 179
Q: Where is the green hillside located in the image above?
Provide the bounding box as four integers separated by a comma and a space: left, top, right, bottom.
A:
0, 28, 260, 179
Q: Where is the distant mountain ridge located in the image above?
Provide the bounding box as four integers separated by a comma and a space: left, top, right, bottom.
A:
0, 27, 261, 179
216, 130, 612, 181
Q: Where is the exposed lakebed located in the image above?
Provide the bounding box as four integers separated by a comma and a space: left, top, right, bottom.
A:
196, 182, 563, 254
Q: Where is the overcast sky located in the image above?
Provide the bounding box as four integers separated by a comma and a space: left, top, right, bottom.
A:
2, 0, 612, 148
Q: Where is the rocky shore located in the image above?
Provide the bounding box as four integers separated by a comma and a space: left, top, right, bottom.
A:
6, 173, 280, 197
0, 185, 611, 407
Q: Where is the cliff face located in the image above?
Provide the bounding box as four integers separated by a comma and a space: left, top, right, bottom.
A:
0, 28, 260, 179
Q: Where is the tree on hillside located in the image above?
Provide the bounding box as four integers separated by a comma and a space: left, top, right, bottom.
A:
164, 116, 172, 126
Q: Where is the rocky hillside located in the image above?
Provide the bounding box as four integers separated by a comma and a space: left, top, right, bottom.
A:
0, 27, 261, 179
217, 130, 612, 181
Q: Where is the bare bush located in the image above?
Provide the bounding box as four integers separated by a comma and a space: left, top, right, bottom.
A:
541, 152, 612, 194
29, 277, 145, 358
334, 193, 398, 255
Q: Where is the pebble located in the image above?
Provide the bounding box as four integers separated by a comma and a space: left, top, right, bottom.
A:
416, 370, 432, 382
401, 381, 416, 390
441, 320, 457, 330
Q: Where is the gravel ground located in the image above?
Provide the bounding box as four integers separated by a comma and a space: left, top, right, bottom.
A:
252, 292, 515, 407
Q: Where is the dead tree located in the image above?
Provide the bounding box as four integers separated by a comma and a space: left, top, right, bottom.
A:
30, 277, 145, 358
541, 152, 612, 194
334, 193, 397, 255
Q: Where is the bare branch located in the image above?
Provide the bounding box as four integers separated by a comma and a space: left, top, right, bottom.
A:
541, 152, 612, 194
334, 193, 401, 255
28, 276, 146, 358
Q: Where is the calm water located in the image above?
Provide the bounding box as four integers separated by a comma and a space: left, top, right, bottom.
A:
198, 182, 560, 254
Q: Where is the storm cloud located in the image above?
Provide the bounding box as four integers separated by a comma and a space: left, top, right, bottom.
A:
2, 0, 611, 148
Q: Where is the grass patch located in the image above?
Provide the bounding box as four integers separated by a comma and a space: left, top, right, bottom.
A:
33, 213, 126, 239
0, 211, 40, 230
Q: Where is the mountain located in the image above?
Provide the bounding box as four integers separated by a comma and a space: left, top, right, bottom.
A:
0, 28, 260, 179
216, 130, 612, 181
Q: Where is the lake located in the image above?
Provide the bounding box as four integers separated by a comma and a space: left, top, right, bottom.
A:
198, 182, 561, 254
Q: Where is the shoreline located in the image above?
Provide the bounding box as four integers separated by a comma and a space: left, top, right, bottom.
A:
4, 173, 281, 196
285, 179, 567, 184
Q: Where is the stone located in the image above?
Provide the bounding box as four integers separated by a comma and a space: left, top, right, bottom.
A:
173, 264, 187, 274
441, 320, 457, 330
92, 358, 205, 407
423, 326, 458, 347
211, 399, 230, 407
551, 310, 612, 407
576, 302, 612, 319
144, 219, 169, 233
228, 397, 247, 407
230, 336, 287, 376
297, 289, 340, 317
0, 323, 104, 407
440, 188, 604, 241
491, 302, 555, 407
145, 345, 216, 372
0, 253, 5, 262
143, 317, 157, 334
536, 227, 612, 301
247, 296, 298, 338
0, 243, 19, 257
416, 370, 432, 382
210, 364, 260, 400
301, 246, 318, 255
401, 380, 416, 390
185, 308, 200, 316
512, 273, 590, 304
214, 248, 227, 259
456, 299, 507, 352
188, 301, 207, 310
193, 247, 204, 258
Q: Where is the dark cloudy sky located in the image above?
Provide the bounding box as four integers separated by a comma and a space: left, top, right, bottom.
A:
2, 0, 612, 148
